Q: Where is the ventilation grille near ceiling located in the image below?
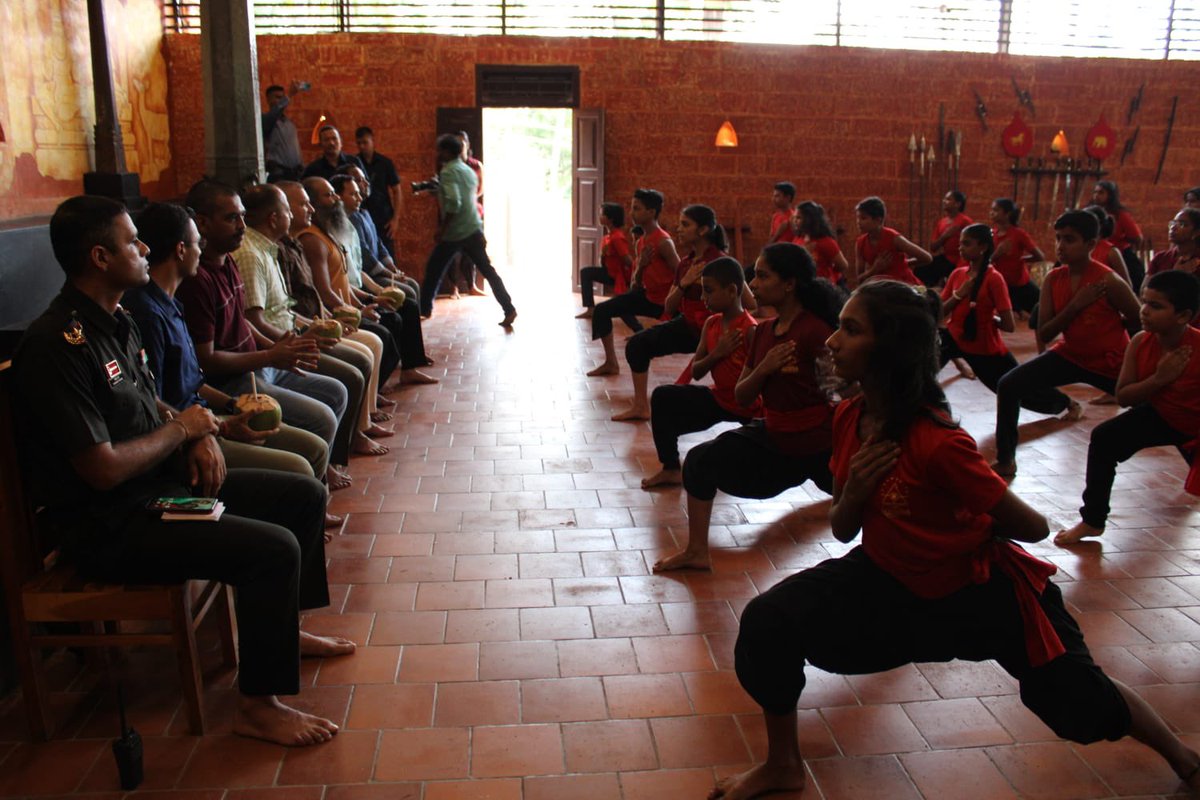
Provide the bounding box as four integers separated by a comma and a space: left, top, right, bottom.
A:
475, 65, 580, 108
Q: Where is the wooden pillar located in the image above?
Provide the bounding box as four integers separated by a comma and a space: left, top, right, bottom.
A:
82, 0, 144, 209
201, 0, 264, 187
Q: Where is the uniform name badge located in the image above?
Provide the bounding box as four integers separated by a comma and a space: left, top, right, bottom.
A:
105, 359, 124, 386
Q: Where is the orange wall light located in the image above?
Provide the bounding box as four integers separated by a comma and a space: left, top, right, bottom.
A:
715, 120, 738, 148
311, 114, 329, 145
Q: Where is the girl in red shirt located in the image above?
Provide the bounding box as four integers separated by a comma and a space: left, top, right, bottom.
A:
1148, 207, 1200, 277
993, 211, 1142, 477
710, 278, 1200, 800
793, 200, 848, 286
1092, 180, 1144, 290
990, 198, 1045, 316
1083, 205, 1133, 284
852, 196, 930, 288
653, 243, 843, 572
576, 202, 633, 319
917, 190, 973, 287
642, 257, 760, 489
612, 204, 741, 422
1057, 271, 1200, 545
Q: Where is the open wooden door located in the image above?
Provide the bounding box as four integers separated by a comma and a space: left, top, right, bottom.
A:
572, 109, 604, 287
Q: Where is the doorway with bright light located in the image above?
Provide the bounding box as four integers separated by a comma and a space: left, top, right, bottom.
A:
480, 108, 574, 299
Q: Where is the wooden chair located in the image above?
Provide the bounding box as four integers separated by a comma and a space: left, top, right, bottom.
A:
0, 360, 237, 739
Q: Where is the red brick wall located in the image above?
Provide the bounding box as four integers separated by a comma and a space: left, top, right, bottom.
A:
164, 33, 1200, 273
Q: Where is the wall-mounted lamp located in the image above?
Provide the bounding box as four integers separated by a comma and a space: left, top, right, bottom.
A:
715, 120, 738, 148
311, 114, 329, 145
1050, 129, 1069, 156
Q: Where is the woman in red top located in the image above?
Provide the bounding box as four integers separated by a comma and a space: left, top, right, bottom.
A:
576, 202, 633, 319
1083, 205, 1133, 284
642, 258, 760, 489
1092, 180, 1145, 290
588, 188, 679, 377
793, 200, 848, 287
1149, 207, 1200, 277
612, 204, 744, 421
852, 196, 930, 288
990, 198, 1045, 316
653, 243, 843, 572
710, 279, 1200, 800
1057, 271, 1200, 545
917, 190, 973, 287
993, 211, 1142, 477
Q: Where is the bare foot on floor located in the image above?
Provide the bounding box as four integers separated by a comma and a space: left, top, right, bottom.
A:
952, 357, 977, 380
612, 405, 650, 422
1064, 399, 1085, 421
352, 434, 389, 456
234, 695, 339, 747
641, 467, 682, 489
575, 309, 593, 319
500, 310, 518, 328
370, 409, 392, 423
400, 369, 439, 385
300, 630, 357, 657
991, 460, 1017, 479
376, 394, 397, 409
327, 466, 353, 491
708, 761, 807, 799
586, 362, 620, 377
653, 549, 711, 572
364, 423, 394, 439
324, 513, 343, 529
1055, 521, 1104, 546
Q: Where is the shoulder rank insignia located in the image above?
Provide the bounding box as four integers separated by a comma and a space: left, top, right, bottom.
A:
63, 314, 86, 345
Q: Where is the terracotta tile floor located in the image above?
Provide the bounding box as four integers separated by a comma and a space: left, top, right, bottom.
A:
2, 282, 1199, 799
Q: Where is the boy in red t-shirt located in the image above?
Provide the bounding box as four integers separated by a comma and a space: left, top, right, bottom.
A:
852, 196, 931, 287
993, 210, 1142, 477
642, 257, 761, 489
1057, 271, 1200, 545
916, 190, 972, 287
587, 188, 680, 377
576, 202, 633, 319
768, 181, 797, 244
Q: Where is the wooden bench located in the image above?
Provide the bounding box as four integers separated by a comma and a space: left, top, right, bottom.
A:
0, 359, 236, 738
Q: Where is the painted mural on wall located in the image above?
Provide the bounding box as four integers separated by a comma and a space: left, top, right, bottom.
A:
0, 0, 171, 222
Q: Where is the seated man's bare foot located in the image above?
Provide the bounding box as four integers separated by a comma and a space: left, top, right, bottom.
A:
400, 369, 439, 385
376, 395, 397, 409
641, 467, 682, 489
708, 761, 807, 800
1064, 399, 1085, 421
234, 695, 338, 747
352, 433, 389, 456
364, 424, 394, 439
991, 460, 1017, 478
952, 358, 977, 380
324, 512, 343, 529
612, 405, 650, 422
1054, 521, 1104, 546
586, 362, 620, 377
575, 309, 594, 319
327, 466, 353, 491
299, 630, 357, 658
653, 548, 711, 572
370, 409, 393, 423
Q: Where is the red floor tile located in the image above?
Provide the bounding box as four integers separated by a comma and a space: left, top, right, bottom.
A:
470, 724, 564, 778
562, 719, 657, 773
985, 742, 1110, 800
375, 728, 470, 781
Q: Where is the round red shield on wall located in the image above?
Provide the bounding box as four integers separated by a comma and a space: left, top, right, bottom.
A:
1001, 112, 1033, 158
1085, 115, 1118, 160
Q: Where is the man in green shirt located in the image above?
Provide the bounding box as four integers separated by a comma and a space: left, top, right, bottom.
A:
419, 134, 517, 327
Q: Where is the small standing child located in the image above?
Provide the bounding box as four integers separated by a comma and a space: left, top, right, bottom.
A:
1056, 271, 1200, 545
653, 243, 843, 572
706, 279, 1200, 800
852, 196, 931, 287
990, 198, 1045, 317
768, 181, 798, 244
793, 200, 848, 286
993, 210, 1142, 477
576, 202, 633, 319
642, 257, 761, 489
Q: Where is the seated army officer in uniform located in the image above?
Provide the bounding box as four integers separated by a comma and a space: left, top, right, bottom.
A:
12, 195, 356, 747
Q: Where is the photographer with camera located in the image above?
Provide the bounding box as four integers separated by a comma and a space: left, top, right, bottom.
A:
262, 82, 308, 182
419, 134, 516, 327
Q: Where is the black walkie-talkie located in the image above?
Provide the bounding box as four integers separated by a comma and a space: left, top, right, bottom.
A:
111, 684, 143, 790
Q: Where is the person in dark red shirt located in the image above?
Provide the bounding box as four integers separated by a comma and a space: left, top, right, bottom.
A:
916, 190, 972, 287
708, 278, 1200, 800
1092, 180, 1145, 291
587, 188, 679, 377
653, 243, 842, 572
1148, 207, 1200, 278
852, 196, 930, 287
767, 181, 797, 244
1186, 187, 1200, 210
576, 202, 633, 319
642, 257, 760, 489
993, 211, 1142, 478
792, 200, 848, 286
990, 198, 1045, 316
1083, 205, 1133, 284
